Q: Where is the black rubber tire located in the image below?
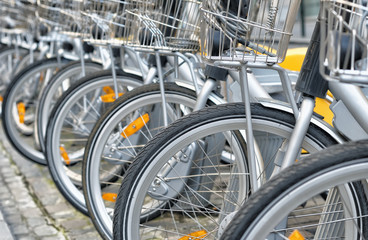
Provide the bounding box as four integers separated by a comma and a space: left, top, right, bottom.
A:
113, 102, 338, 240
2, 57, 70, 165
220, 140, 368, 240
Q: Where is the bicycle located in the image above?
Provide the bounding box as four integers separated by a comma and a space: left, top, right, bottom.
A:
112, 0, 368, 239
219, 0, 368, 239
41, 0, 302, 238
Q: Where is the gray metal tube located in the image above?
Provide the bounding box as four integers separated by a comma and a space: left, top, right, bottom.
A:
329, 81, 368, 134
239, 66, 260, 191
229, 70, 271, 101
193, 78, 217, 111
280, 96, 315, 169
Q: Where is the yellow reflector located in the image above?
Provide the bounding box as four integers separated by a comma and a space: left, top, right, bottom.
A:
121, 114, 150, 138
178, 230, 208, 240
289, 230, 305, 240
100, 93, 123, 103
102, 193, 117, 202
103, 86, 114, 94
59, 146, 70, 165
17, 102, 25, 124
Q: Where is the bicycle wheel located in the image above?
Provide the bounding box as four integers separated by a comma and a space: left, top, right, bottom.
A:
112, 102, 338, 240
36, 60, 102, 152
220, 140, 368, 240
45, 70, 143, 214
83, 82, 221, 239
2, 57, 69, 165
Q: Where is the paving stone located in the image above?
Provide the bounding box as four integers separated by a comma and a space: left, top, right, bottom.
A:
1, 207, 17, 216
45, 203, 73, 215
17, 201, 38, 210
18, 236, 36, 240
0, 193, 12, 201
26, 217, 47, 228
0, 200, 15, 208
69, 232, 101, 240
0, 128, 100, 239
5, 214, 23, 224
12, 224, 29, 235
20, 207, 43, 218
38, 195, 60, 206
60, 218, 90, 231
41, 232, 67, 240
0, 186, 9, 193
34, 225, 59, 237
51, 211, 76, 220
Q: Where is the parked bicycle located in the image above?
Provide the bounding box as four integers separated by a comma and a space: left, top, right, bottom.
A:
112, 0, 368, 239
221, 0, 368, 239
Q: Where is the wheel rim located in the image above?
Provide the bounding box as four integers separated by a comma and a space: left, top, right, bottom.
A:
48, 77, 142, 213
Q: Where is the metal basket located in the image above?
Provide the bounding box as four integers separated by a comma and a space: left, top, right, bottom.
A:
0, 0, 36, 34
36, 0, 63, 28
83, 0, 201, 51
320, 0, 368, 84
81, 0, 126, 45
59, 0, 89, 38
200, 0, 301, 66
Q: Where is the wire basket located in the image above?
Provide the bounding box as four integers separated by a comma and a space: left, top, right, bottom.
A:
83, 0, 201, 51
36, 0, 63, 28
81, 0, 126, 45
200, 0, 301, 66
59, 0, 89, 38
0, 0, 36, 34
320, 0, 368, 84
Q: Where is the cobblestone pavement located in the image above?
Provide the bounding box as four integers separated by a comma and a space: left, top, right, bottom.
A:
0, 127, 101, 240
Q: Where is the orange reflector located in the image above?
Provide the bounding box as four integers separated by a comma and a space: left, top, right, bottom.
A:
100, 93, 123, 103
0, 95, 3, 102
17, 102, 25, 124
289, 230, 305, 240
121, 113, 150, 138
103, 86, 114, 94
178, 230, 208, 240
102, 193, 117, 202
59, 146, 70, 165
39, 72, 44, 82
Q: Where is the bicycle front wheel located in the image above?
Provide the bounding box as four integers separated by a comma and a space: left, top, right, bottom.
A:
36, 60, 101, 152
220, 140, 368, 240
83, 82, 219, 239
113, 103, 337, 240
45, 70, 143, 214
2, 57, 69, 164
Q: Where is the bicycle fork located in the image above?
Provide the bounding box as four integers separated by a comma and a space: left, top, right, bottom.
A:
272, 13, 328, 174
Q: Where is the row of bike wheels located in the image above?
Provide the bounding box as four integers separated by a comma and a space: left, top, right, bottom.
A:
2, 44, 367, 240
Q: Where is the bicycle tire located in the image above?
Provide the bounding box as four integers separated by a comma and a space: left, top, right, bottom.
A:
113, 102, 338, 240
83, 82, 219, 239
36, 60, 102, 152
220, 140, 368, 240
45, 70, 143, 215
2, 57, 70, 165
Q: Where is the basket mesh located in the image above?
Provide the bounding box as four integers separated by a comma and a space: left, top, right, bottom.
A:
320, 0, 368, 84
200, 0, 301, 65
83, 0, 201, 51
